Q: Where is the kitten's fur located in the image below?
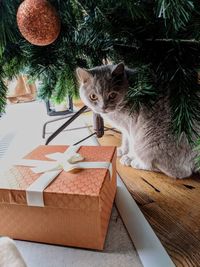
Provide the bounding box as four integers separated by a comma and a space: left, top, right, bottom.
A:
76, 63, 197, 178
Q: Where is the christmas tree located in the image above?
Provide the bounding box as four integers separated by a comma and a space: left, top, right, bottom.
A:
1, 0, 200, 160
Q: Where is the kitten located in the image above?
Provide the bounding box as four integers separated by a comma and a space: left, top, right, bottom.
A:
76, 63, 197, 178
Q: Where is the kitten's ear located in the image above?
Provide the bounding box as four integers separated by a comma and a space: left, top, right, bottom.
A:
111, 62, 125, 76
76, 67, 92, 84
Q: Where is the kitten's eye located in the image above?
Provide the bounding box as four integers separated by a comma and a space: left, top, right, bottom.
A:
109, 92, 117, 100
89, 94, 98, 101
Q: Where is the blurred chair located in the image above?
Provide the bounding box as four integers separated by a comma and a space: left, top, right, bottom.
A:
44, 102, 104, 145
42, 96, 74, 138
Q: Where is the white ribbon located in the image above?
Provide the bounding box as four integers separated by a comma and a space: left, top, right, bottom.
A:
15, 145, 113, 207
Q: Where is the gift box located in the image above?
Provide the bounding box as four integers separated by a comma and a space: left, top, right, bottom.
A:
0, 145, 116, 250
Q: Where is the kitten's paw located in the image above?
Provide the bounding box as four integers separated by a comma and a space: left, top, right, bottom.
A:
131, 159, 148, 170
117, 147, 127, 157
120, 154, 133, 166
117, 147, 124, 157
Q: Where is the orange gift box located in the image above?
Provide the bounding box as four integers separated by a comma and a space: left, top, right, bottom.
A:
0, 145, 117, 250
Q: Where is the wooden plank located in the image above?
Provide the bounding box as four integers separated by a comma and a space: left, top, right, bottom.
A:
142, 203, 200, 267
116, 163, 200, 238
98, 129, 200, 267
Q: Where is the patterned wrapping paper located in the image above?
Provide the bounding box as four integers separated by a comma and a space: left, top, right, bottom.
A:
0, 145, 116, 208
0, 145, 117, 250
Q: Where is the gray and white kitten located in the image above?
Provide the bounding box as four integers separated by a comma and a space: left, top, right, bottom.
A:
76, 63, 197, 179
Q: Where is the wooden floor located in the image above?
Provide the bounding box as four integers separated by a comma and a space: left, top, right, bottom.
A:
98, 129, 200, 267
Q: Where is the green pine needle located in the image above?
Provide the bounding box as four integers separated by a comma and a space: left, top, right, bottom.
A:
0, 78, 7, 113
126, 65, 158, 111
156, 0, 194, 31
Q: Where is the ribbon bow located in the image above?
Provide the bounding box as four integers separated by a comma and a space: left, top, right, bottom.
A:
15, 145, 113, 207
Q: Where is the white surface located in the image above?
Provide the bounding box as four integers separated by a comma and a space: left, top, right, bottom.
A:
116, 177, 175, 267
0, 101, 142, 267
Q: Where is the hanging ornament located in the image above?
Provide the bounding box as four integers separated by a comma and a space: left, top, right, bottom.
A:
17, 0, 61, 46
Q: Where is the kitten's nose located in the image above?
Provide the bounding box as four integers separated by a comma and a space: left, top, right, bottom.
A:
100, 104, 108, 110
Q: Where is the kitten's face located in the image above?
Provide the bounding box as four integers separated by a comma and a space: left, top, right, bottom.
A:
76, 63, 128, 114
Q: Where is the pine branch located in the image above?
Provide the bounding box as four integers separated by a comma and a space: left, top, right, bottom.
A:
2, 43, 26, 79
155, 0, 194, 31
37, 75, 56, 100
0, 0, 20, 55
54, 67, 77, 103
146, 38, 200, 44
126, 65, 158, 111
169, 68, 200, 142
0, 78, 7, 113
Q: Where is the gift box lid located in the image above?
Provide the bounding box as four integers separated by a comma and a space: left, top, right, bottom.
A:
0, 145, 116, 210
